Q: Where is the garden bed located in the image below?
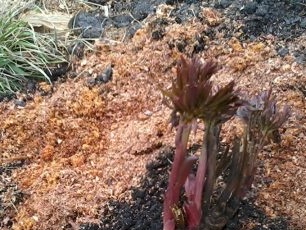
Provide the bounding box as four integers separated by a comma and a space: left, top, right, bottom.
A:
0, 0, 305, 229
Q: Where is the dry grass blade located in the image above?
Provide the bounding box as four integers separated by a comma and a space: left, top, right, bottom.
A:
0, 3, 68, 96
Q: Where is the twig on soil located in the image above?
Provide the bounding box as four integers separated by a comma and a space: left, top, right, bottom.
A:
9, 200, 18, 212
128, 12, 144, 26
118, 144, 134, 155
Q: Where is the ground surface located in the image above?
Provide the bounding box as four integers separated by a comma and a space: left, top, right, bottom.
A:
0, 0, 306, 229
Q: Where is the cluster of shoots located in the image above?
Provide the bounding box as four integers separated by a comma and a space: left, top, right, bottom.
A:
162, 56, 290, 230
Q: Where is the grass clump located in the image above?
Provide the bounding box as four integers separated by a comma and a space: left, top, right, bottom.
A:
0, 6, 68, 96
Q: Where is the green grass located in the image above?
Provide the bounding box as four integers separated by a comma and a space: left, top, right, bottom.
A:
0, 5, 68, 96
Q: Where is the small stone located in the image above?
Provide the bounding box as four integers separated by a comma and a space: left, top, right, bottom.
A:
69, 12, 106, 38
96, 65, 113, 84
295, 54, 306, 65
87, 78, 96, 87
143, 110, 153, 116
131, 2, 151, 21
14, 99, 26, 107
151, 29, 164, 40
111, 14, 133, 28
215, 0, 231, 9
242, 2, 257, 15
57, 139, 63, 144
277, 47, 289, 57
300, 18, 306, 28
255, 5, 269, 17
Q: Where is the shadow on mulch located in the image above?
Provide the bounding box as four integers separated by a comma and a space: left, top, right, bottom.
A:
215, 0, 306, 65
212, 0, 306, 41
81, 147, 290, 230
0, 160, 27, 229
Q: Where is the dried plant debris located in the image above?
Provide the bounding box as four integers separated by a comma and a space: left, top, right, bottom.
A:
0, 161, 26, 229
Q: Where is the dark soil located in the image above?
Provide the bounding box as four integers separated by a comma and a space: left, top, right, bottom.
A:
81, 147, 290, 230
0, 161, 26, 229
70, 0, 306, 42
212, 0, 306, 41
70, 0, 306, 64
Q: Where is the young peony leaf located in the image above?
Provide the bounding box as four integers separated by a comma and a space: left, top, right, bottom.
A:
199, 81, 242, 123
163, 56, 242, 124
237, 89, 290, 142
164, 56, 218, 121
